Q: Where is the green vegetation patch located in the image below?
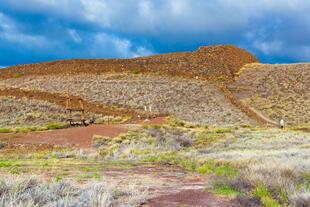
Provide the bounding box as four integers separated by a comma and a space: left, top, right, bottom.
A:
253, 185, 280, 207
13, 73, 23, 78
0, 123, 66, 134
212, 181, 242, 197
0, 128, 12, 133
197, 161, 238, 178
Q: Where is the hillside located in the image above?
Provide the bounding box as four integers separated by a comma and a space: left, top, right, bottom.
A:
0, 45, 259, 127
0, 45, 257, 81
229, 63, 310, 126
1, 45, 310, 207
0, 45, 309, 127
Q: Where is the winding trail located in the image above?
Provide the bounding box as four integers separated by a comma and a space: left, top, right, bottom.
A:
218, 83, 277, 126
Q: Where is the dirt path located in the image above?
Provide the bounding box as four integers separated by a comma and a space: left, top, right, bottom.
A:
145, 189, 238, 207
99, 164, 239, 207
218, 83, 277, 126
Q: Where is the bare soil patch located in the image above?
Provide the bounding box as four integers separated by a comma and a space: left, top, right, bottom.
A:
1, 124, 126, 148
0, 117, 168, 148
145, 189, 238, 207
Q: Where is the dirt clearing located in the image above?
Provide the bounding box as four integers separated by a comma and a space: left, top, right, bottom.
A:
0, 124, 126, 148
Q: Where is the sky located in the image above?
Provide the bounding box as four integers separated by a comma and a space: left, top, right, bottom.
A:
0, 0, 310, 67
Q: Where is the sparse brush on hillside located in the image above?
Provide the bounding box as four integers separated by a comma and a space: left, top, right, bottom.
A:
0, 73, 253, 127
0, 96, 67, 128
231, 63, 310, 126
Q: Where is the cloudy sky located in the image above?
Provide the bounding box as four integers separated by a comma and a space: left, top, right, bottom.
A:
0, 0, 310, 66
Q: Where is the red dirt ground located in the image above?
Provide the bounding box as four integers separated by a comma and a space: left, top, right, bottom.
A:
1, 125, 126, 148
145, 189, 238, 207
0, 117, 168, 148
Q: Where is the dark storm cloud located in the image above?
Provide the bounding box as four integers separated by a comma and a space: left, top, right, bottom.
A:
0, 0, 310, 65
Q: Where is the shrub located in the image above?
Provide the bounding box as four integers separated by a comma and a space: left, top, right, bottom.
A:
13, 73, 23, 78
194, 132, 221, 148
92, 135, 111, 148
0, 128, 12, 133
212, 181, 242, 196
167, 115, 185, 127
253, 185, 280, 207
46, 123, 65, 130
197, 161, 238, 178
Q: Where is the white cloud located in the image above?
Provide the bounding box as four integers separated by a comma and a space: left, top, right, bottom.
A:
1, 0, 310, 62
68, 29, 82, 43
0, 13, 49, 48
90, 33, 153, 58
254, 40, 284, 56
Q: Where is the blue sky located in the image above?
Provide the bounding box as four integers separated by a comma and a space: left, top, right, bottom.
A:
0, 0, 310, 66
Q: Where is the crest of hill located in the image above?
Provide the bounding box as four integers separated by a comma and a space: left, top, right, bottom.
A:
0, 45, 258, 81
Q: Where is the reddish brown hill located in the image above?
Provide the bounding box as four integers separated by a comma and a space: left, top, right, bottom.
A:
0, 45, 258, 80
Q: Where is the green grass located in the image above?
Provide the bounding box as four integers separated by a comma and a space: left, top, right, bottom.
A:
194, 132, 221, 148
131, 69, 141, 74
212, 181, 242, 197
253, 185, 280, 207
0, 160, 15, 167
77, 172, 101, 181
167, 115, 186, 127
46, 122, 66, 130
0, 123, 66, 133
0, 128, 12, 133
80, 166, 102, 172
303, 173, 310, 191
197, 162, 238, 178
13, 73, 23, 78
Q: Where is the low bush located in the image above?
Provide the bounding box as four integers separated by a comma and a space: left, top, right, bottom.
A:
92, 135, 111, 148
212, 180, 242, 197
0, 128, 12, 133
46, 122, 66, 130
13, 73, 23, 78
252, 185, 280, 207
